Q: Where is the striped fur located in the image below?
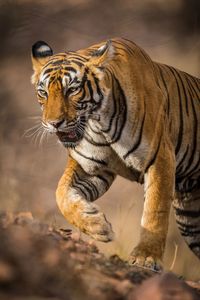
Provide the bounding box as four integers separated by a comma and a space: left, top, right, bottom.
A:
31, 38, 200, 269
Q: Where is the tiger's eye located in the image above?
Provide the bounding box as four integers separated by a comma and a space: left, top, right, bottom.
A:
38, 89, 48, 99
68, 86, 81, 96
69, 87, 77, 93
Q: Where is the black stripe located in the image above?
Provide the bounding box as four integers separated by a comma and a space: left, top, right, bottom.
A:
114, 44, 132, 56
102, 74, 117, 134
87, 80, 94, 100
71, 60, 84, 67
84, 179, 99, 199
185, 154, 200, 178
63, 72, 72, 83
176, 220, 197, 229
138, 47, 150, 63
79, 87, 86, 101
167, 66, 184, 156
63, 66, 77, 73
110, 76, 127, 143
48, 75, 56, 84
185, 97, 198, 170
75, 172, 99, 200
96, 175, 110, 189
177, 97, 198, 179
73, 172, 93, 201
115, 40, 136, 56
188, 76, 200, 99
177, 155, 200, 184
84, 134, 109, 147
176, 145, 189, 174
43, 67, 58, 75
74, 149, 107, 166
189, 242, 200, 250
44, 58, 65, 68
186, 77, 198, 99
72, 179, 88, 199
157, 64, 170, 116
57, 76, 62, 87
175, 70, 190, 115
108, 78, 121, 141
87, 123, 101, 135
51, 59, 66, 65
93, 74, 103, 103
51, 54, 66, 59
144, 138, 161, 173
123, 103, 145, 159
179, 229, 200, 237
175, 207, 200, 218
68, 55, 88, 62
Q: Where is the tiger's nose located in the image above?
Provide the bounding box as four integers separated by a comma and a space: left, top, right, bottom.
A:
49, 119, 64, 128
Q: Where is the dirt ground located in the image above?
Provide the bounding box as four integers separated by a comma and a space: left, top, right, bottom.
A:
0, 212, 199, 300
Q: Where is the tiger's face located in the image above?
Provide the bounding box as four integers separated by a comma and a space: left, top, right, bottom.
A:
31, 41, 113, 147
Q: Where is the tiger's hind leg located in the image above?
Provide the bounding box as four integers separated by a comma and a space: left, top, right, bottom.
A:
173, 189, 200, 259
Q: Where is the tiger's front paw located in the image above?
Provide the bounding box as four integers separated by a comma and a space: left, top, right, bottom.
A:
64, 200, 114, 242
81, 207, 114, 242
128, 245, 163, 271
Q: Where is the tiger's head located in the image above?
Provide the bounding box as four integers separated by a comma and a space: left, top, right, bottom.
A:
31, 40, 114, 148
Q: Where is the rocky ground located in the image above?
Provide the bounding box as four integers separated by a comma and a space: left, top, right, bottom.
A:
0, 212, 199, 300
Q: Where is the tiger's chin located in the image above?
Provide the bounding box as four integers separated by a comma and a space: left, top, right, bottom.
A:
56, 130, 83, 148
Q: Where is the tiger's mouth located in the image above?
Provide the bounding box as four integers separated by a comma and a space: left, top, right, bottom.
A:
56, 129, 84, 148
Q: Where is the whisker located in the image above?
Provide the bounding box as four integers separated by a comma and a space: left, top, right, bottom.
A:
34, 129, 43, 146
39, 129, 46, 148
27, 129, 42, 139
23, 126, 43, 139
23, 123, 41, 136
26, 116, 42, 121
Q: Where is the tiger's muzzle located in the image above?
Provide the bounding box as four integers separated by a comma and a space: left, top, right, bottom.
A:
44, 115, 86, 148
56, 128, 83, 147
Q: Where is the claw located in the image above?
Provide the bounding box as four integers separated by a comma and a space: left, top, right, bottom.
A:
129, 254, 163, 271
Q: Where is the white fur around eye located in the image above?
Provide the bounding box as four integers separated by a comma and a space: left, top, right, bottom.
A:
62, 76, 69, 88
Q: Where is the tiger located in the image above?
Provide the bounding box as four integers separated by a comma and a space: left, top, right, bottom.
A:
31, 38, 200, 270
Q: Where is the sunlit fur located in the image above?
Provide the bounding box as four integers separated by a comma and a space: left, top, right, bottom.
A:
31, 38, 200, 270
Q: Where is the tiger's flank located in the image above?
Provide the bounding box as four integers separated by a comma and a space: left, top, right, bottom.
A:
31, 38, 200, 271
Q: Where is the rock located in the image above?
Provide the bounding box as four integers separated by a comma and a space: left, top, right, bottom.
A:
128, 272, 199, 300
0, 211, 199, 300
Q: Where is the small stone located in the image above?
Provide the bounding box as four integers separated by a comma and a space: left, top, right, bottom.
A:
0, 261, 15, 282
128, 272, 199, 300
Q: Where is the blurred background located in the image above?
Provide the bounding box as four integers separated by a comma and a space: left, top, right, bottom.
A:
0, 0, 199, 280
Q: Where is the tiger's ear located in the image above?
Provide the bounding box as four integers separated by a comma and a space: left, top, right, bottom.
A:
90, 40, 114, 66
31, 41, 53, 84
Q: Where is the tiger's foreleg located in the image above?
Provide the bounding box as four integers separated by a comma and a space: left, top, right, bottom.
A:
56, 156, 116, 242
129, 142, 175, 270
